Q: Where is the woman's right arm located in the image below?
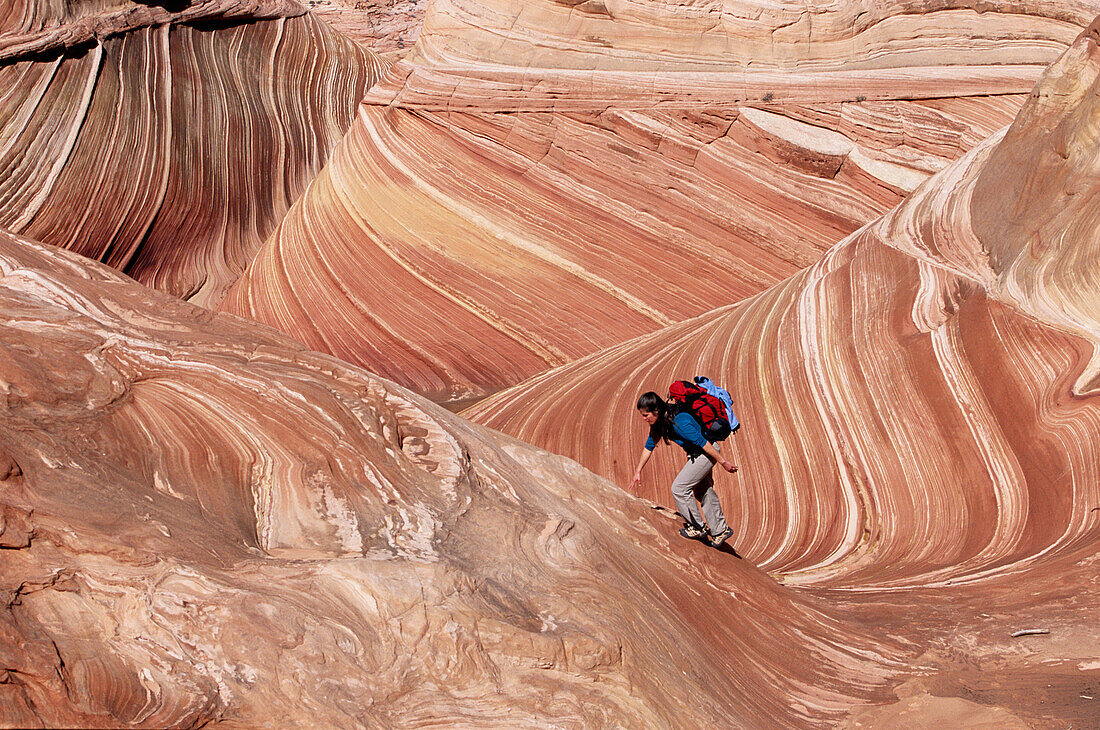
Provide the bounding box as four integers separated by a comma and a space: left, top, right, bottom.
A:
630, 448, 653, 489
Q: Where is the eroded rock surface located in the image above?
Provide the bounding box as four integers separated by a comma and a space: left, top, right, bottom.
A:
467, 18, 1100, 593
4, 1, 1100, 727
0, 0, 302, 60
460, 22, 1100, 723
0, 228, 902, 727
378, 0, 1094, 109
221, 0, 1093, 403
0, 3, 385, 307
306, 0, 425, 55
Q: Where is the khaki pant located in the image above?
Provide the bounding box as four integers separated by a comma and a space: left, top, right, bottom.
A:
670, 446, 728, 537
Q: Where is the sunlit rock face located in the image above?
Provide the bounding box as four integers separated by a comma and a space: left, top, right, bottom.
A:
307, 0, 426, 54
972, 23, 1100, 396
0, 2, 385, 307
467, 19, 1100, 593
0, 229, 904, 727
221, 0, 1094, 403
383, 0, 1095, 109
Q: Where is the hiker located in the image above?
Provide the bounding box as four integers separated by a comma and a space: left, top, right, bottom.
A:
631, 390, 737, 548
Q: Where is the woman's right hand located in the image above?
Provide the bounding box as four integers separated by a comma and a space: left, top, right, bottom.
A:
629, 472, 642, 489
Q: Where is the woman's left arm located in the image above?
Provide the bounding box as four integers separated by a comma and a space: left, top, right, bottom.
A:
703, 442, 738, 474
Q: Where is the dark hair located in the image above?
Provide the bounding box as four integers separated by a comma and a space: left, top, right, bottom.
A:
637, 391, 675, 444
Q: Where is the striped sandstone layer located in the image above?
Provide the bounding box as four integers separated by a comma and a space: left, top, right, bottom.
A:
0, 5, 385, 306
375, 0, 1097, 110
0, 0, 300, 60
222, 0, 1093, 402
0, 228, 903, 727
466, 19, 1100, 593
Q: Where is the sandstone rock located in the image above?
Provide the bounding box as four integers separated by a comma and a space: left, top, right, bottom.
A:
4, 1, 1100, 726
372, 0, 1093, 110
466, 19, 1100, 594
0, 5, 385, 307
0, 453, 21, 481
0, 228, 901, 727
729, 107, 853, 179
306, 0, 426, 54
972, 14, 1100, 396
0, 0, 303, 61
220, 0, 1084, 402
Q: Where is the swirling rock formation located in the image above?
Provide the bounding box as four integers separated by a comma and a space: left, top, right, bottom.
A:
0, 3, 385, 306
222, 0, 1092, 403
467, 17, 1100, 596
0, 227, 904, 727
0, 0, 300, 61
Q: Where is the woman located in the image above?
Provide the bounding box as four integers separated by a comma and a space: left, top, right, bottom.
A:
630, 391, 737, 547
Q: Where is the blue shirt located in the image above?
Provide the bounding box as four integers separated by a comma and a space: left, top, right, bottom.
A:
644, 412, 709, 456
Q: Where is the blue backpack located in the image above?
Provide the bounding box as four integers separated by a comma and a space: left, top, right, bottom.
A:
693, 376, 739, 432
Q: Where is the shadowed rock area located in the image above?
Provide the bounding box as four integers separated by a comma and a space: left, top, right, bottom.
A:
0, 1, 385, 307
0, 0, 302, 60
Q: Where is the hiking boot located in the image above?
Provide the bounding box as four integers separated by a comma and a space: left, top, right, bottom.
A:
708, 526, 734, 548
678, 522, 707, 540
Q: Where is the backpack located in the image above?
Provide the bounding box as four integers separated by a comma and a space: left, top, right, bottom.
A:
692, 376, 739, 432
667, 377, 738, 442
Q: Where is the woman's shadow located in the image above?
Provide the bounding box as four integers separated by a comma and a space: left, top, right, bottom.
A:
713, 542, 742, 559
